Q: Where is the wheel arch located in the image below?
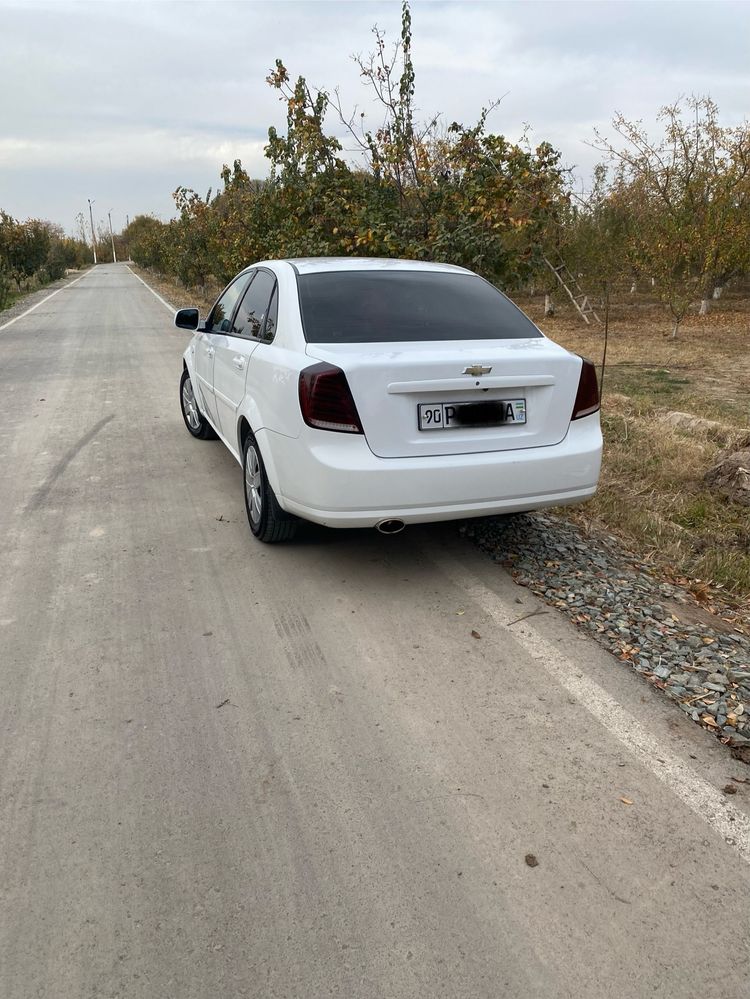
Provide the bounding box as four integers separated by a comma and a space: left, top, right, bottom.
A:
238, 418, 285, 506
182, 347, 197, 383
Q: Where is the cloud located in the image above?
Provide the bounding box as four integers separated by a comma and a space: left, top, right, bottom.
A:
0, 131, 267, 173
1, 0, 748, 229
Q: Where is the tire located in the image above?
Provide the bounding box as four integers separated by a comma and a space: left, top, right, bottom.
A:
180, 368, 217, 440
243, 432, 298, 543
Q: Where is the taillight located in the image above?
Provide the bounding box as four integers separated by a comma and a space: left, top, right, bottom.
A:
299, 363, 363, 433
571, 357, 600, 420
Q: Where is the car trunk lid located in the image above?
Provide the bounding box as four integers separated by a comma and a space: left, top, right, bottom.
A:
304, 339, 582, 458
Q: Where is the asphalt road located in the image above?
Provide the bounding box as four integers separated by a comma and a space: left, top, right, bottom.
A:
1, 264, 748, 999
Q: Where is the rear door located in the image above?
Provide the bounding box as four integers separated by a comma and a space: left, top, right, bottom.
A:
196, 272, 252, 428
213, 269, 277, 451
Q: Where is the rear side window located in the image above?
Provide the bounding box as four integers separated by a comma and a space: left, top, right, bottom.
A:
233, 270, 276, 341
297, 271, 541, 343
262, 287, 279, 343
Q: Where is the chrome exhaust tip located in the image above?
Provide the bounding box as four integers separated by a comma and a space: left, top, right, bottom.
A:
375, 519, 406, 535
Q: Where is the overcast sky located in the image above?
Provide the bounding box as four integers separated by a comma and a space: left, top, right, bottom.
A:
2, 0, 748, 235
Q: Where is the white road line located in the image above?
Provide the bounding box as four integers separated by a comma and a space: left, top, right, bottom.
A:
434, 556, 750, 865
126, 265, 176, 314
0, 270, 89, 332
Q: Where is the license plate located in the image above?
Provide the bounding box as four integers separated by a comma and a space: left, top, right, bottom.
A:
418, 399, 526, 430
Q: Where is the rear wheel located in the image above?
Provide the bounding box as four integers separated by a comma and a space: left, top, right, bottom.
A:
180, 368, 217, 439
243, 433, 298, 543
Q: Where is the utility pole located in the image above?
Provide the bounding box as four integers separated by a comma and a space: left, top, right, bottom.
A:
87, 198, 97, 264
108, 211, 117, 263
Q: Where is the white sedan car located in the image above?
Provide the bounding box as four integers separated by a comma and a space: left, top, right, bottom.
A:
176, 258, 602, 543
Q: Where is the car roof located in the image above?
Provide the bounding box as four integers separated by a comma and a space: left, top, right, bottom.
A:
283, 257, 473, 276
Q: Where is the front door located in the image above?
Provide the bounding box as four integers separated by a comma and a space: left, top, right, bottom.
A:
196, 272, 252, 429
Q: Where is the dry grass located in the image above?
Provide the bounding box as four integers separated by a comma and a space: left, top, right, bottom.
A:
139, 267, 221, 316
142, 264, 750, 609
519, 285, 750, 611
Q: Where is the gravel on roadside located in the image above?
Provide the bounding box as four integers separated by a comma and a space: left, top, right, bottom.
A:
463, 512, 750, 752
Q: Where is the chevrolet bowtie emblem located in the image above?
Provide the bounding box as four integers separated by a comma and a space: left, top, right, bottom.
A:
463, 365, 492, 376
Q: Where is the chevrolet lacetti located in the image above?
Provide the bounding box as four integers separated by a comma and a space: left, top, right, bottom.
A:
175, 258, 602, 543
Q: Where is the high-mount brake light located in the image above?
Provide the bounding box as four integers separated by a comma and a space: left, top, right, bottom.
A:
299, 363, 364, 434
571, 357, 600, 420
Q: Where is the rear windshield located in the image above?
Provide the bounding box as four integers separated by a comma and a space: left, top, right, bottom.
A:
296, 270, 542, 343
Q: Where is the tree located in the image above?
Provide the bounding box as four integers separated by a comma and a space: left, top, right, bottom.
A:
124, 215, 171, 273
0, 214, 50, 289
0, 213, 88, 299
119, 1, 570, 294
266, 62, 344, 185
331, 0, 567, 284
594, 97, 750, 335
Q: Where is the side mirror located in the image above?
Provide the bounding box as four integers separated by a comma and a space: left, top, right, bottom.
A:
174, 307, 200, 331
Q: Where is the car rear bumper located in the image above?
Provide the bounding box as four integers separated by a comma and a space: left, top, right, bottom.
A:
258, 413, 602, 529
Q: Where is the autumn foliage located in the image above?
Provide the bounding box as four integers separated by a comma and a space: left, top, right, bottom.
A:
0, 213, 89, 309
124, 3, 749, 336
125, 2, 567, 294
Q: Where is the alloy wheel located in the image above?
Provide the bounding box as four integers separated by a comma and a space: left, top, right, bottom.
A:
245, 445, 263, 526
182, 377, 201, 431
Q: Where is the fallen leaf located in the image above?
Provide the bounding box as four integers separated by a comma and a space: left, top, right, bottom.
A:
471, 630, 481, 639
722, 784, 738, 795
619, 797, 634, 805
524, 853, 539, 868
456, 609, 466, 616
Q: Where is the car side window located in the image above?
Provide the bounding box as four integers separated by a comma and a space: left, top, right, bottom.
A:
207, 272, 252, 333
261, 287, 278, 344
233, 270, 277, 342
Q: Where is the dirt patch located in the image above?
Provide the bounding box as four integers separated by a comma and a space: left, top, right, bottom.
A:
705, 450, 750, 507
660, 597, 738, 635
659, 411, 749, 447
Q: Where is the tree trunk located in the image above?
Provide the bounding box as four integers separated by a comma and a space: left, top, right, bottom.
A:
699, 298, 710, 316
713, 285, 723, 300
544, 293, 554, 317
672, 317, 680, 338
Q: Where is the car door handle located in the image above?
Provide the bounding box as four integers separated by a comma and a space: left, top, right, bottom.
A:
232, 356, 246, 370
